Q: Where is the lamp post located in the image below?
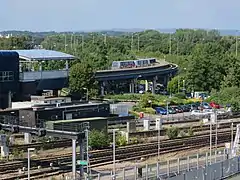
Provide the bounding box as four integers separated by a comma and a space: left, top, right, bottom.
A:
209, 112, 213, 165
28, 148, 35, 180
157, 117, 162, 176
135, 75, 142, 93
85, 128, 90, 179
215, 110, 218, 150
112, 129, 119, 179
83, 88, 88, 102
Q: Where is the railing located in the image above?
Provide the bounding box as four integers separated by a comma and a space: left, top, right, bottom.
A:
19, 70, 69, 81
85, 149, 240, 180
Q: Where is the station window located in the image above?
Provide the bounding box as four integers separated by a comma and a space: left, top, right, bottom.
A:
0, 71, 14, 82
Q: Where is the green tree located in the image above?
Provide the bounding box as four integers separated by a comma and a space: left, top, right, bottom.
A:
69, 62, 97, 96
89, 129, 109, 149
138, 92, 155, 108
167, 75, 185, 94
209, 86, 240, 111
186, 43, 225, 92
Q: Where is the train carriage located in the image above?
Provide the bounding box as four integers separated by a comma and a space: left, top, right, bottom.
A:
111, 58, 156, 70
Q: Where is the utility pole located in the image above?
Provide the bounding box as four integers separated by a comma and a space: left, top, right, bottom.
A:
112, 129, 119, 180
178, 76, 180, 93
137, 34, 140, 52
210, 118, 212, 165
177, 41, 179, 56
231, 122, 234, 150
71, 34, 73, 50
236, 30, 238, 57
64, 34, 67, 52
81, 35, 84, 51
85, 129, 89, 178
104, 34, 107, 45
215, 110, 218, 150
157, 119, 161, 176
131, 33, 134, 51
169, 33, 172, 55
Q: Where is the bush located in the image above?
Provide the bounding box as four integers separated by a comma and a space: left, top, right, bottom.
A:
174, 93, 186, 99
116, 134, 127, 146
89, 129, 109, 149
188, 127, 194, 136
142, 108, 156, 114
179, 130, 187, 137
105, 94, 142, 101
166, 126, 180, 139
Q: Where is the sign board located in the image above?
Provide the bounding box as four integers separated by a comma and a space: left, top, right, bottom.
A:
77, 160, 88, 166
225, 143, 231, 149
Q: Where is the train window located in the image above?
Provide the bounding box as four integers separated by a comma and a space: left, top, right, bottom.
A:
143, 60, 148, 64
150, 59, 156, 63
137, 61, 141, 65
112, 62, 119, 67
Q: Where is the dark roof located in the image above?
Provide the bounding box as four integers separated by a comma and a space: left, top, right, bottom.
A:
11, 49, 75, 61
0, 50, 19, 57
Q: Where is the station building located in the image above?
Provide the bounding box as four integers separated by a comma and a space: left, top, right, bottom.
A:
0, 49, 75, 109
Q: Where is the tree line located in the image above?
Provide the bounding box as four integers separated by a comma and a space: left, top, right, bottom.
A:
0, 29, 240, 108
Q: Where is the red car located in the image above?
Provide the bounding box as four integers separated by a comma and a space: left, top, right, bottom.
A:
209, 102, 220, 109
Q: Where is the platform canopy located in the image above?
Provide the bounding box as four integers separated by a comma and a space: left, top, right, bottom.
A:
12, 49, 75, 61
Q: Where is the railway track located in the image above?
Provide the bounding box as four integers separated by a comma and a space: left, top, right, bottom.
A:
0, 130, 233, 175
9, 119, 237, 153
1, 132, 232, 180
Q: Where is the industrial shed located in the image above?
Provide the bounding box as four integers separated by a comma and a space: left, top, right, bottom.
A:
46, 117, 108, 132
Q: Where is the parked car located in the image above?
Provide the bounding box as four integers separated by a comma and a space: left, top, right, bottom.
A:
155, 107, 167, 115
190, 103, 199, 111
180, 105, 191, 112
209, 102, 220, 109
191, 110, 211, 116
166, 107, 177, 114
171, 106, 183, 113
198, 102, 212, 109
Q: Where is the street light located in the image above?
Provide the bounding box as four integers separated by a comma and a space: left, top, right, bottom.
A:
28, 148, 35, 180
112, 129, 119, 179
85, 128, 90, 179
214, 109, 218, 162
164, 100, 169, 117
157, 117, 162, 176
135, 75, 142, 93
83, 88, 88, 102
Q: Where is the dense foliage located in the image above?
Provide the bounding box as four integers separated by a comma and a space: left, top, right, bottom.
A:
1, 29, 240, 108
89, 129, 109, 149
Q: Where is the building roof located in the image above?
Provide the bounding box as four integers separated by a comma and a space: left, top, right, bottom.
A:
0, 51, 19, 57
52, 117, 107, 123
12, 49, 75, 61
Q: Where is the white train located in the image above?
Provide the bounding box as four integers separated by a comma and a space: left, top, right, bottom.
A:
111, 58, 156, 70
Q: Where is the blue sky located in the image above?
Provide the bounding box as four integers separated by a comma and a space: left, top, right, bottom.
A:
1, 0, 240, 31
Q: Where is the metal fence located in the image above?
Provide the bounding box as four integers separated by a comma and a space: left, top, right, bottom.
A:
85, 149, 240, 180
